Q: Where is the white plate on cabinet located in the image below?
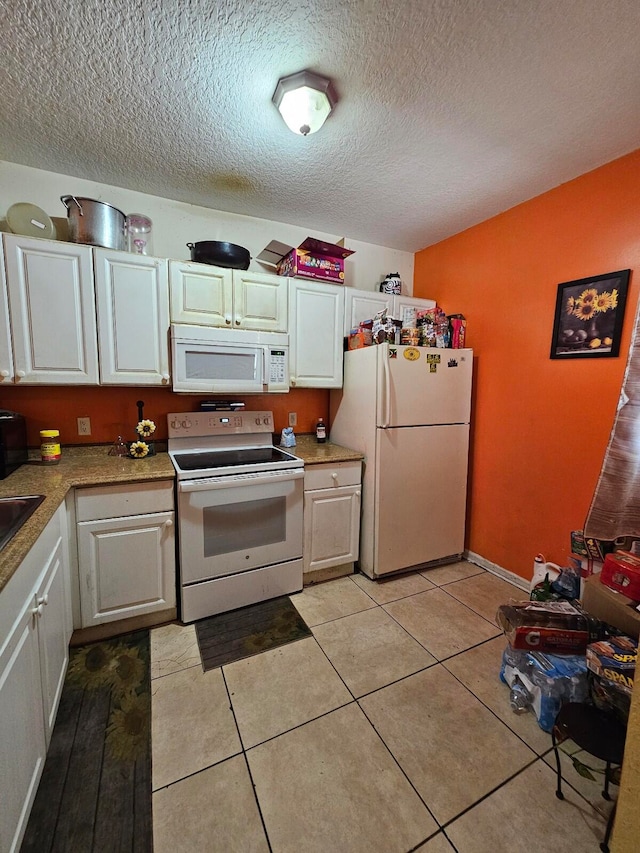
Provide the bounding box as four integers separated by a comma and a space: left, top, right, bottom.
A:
6, 202, 56, 239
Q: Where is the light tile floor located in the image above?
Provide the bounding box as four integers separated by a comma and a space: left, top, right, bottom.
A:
150, 561, 615, 852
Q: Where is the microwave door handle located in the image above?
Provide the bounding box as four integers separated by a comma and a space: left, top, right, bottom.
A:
262, 347, 268, 388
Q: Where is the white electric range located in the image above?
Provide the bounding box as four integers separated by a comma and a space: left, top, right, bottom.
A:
168, 411, 304, 622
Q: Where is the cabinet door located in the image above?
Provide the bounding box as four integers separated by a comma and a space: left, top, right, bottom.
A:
289, 280, 345, 388
0, 248, 14, 384
232, 270, 288, 332
393, 294, 436, 325
36, 535, 73, 743
168, 259, 233, 327
303, 485, 361, 573
77, 511, 176, 627
344, 288, 393, 336
0, 597, 47, 853
94, 250, 171, 385
3, 234, 98, 384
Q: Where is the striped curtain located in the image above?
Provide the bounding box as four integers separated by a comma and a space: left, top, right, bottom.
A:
585, 301, 640, 539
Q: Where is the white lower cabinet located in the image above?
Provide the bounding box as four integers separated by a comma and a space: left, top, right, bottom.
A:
0, 505, 72, 853
303, 461, 362, 577
76, 481, 176, 627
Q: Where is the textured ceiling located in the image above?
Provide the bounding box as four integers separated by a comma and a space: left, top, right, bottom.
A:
2, 0, 640, 252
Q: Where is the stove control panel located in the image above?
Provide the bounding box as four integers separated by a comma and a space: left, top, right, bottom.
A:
167, 411, 273, 438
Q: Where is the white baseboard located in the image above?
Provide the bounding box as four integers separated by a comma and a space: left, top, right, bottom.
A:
464, 550, 530, 593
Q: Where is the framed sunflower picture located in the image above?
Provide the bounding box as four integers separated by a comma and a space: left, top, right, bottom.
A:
550, 269, 630, 359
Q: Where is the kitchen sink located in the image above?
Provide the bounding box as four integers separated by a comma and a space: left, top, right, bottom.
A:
0, 495, 45, 552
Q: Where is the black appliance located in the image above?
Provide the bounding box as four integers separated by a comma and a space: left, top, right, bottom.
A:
0, 411, 28, 479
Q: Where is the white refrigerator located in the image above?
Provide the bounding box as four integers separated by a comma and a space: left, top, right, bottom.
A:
329, 343, 473, 579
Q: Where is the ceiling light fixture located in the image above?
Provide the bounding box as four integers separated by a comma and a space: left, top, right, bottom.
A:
272, 70, 337, 136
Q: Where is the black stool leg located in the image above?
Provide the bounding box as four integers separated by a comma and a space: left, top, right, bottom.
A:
602, 762, 611, 800
600, 800, 616, 853
551, 727, 564, 800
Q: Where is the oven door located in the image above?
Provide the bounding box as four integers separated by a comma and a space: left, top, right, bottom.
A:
177, 469, 304, 583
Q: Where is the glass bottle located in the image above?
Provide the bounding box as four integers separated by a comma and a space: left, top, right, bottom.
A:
316, 418, 327, 443
126, 214, 153, 255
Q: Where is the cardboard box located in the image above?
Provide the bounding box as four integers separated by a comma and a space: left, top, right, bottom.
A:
601, 551, 640, 599
582, 574, 640, 638
586, 636, 637, 694
496, 600, 593, 655
570, 529, 611, 561
257, 238, 354, 284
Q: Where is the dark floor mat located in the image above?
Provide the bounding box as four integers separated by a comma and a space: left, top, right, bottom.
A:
20, 630, 151, 853
195, 596, 312, 671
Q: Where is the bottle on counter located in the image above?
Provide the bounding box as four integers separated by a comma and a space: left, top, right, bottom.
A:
40, 429, 61, 464
315, 418, 327, 443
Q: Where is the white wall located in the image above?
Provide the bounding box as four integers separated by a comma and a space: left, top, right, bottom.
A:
0, 161, 414, 294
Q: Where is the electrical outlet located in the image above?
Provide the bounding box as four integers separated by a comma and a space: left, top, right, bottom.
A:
77, 417, 91, 436
288, 412, 297, 427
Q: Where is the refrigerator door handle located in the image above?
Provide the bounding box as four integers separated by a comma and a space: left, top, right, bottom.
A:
381, 350, 391, 427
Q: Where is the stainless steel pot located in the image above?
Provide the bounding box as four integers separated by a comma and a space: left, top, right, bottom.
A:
60, 196, 126, 250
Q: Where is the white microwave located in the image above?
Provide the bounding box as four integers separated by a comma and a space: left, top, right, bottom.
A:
171, 325, 289, 394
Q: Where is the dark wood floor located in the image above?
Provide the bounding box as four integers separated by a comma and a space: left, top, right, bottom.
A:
21, 631, 152, 853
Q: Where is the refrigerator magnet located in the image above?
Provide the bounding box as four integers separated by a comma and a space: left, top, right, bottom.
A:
403, 347, 420, 361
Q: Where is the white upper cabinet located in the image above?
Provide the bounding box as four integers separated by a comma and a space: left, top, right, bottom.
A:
2, 234, 99, 384
289, 279, 345, 388
0, 249, 14, 384
169, 261, 288, 332
94, 249, 171, 386
394, 293, 437, 322
343, 287, 436, 336
343, 289, 393, 336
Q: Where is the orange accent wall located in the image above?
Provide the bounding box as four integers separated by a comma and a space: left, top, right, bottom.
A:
414, 148, 640, 581
0, 386, 329, 447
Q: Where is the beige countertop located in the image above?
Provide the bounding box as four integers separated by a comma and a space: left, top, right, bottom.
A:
290, 434, 364, 464
0, 438, 362, 594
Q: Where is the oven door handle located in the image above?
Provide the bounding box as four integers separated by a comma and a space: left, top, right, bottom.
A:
178, 469, 305, 492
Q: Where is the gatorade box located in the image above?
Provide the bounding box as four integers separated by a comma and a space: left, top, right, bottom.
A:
496, 600, 596, 655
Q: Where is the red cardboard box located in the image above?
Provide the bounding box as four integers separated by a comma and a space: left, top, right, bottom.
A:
496, 600, 594, 655
601, 551, 640, 600
257, 238, 355, 284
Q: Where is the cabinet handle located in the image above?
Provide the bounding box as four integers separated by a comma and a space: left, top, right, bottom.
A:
162, 373, 170, 382
164, 518, 173, 528
225, 316, 232, 325
0, 370, 9, 378
291, 377, 296, 386
37, 594, 49, 607
32, 603, 45, 617
16, 370, 26, 378
356, 490, 361, 497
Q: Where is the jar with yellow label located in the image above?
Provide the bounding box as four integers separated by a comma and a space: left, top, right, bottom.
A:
40, 429, 61, 464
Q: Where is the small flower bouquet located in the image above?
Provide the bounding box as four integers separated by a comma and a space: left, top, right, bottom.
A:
129, 408, 156, 458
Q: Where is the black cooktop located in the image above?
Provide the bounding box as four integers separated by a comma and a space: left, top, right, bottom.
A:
173, 446, 295, 471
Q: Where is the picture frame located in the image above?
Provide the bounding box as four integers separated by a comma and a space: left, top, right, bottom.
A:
550, 269, 630, 359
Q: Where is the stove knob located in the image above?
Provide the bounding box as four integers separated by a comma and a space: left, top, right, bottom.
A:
182, 419, 192, 429
255, 417, 261, 425
263, 416, 271, 425
170, 419, 180, 430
